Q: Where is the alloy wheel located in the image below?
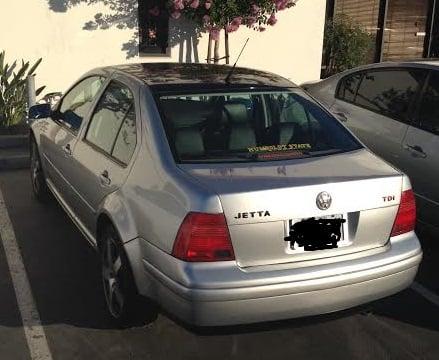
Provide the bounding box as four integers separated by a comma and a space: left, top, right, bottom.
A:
31, 145, 41, 194
102, 233, 125, 319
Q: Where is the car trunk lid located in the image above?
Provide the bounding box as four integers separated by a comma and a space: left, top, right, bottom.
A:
179, 149, 403, 267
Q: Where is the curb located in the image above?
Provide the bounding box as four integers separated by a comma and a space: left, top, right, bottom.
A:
0, 135, 29, 149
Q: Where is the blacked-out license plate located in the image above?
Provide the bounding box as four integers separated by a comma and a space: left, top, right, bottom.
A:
285, 215, 346, 251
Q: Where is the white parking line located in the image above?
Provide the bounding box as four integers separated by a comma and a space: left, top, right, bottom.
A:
411, 281, 439, 307
0, 189, 53, 360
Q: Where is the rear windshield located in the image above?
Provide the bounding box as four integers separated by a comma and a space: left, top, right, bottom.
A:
157, 89, 361, 163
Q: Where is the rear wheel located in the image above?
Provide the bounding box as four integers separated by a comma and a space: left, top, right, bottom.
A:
100, 224, 158, 327
30, 138, 51, 202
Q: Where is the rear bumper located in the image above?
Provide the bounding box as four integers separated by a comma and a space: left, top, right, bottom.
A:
126, 232, 422, 326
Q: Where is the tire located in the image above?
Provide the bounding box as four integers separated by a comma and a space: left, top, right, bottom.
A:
100, 224, 158, 327
30, 138, 51, 203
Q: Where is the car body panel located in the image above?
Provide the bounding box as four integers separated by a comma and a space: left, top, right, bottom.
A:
125, 231, 421, 325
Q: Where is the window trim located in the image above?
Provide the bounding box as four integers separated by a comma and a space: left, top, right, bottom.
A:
335, 67, 428, 125
411, 69, 439, 135
82, 79, 138, 168
54, 75, 107, 136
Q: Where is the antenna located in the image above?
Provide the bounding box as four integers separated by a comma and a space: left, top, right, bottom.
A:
225, 38, 249, 84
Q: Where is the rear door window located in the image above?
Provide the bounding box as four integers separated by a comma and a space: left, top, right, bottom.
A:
59, 76, 106, 132
337, 73, 362, 103
85, 81, 136, 163
417, 71, 439, 135
354, 69, 426, 122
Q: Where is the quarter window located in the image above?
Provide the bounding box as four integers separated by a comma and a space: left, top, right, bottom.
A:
112, 107, 137, 165
59, 76, 106, 132
86, 81, 136, 164
355, 70, 426, 121
418, 71, 439, 135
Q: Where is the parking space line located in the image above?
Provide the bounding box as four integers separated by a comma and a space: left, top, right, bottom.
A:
0, 188, 53, 360
411, 282, 439, 307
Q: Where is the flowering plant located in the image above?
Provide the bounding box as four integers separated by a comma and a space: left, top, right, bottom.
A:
149, 0, 297, 40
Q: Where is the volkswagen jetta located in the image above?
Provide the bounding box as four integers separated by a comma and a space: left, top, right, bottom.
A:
28, 63, 422, 326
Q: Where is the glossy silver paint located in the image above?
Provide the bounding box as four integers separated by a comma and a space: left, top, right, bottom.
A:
31, 64, 422, 326
303, 61, 439, 227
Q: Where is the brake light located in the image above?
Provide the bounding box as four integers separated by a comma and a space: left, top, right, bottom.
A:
172, 212, 235, 262
391, 189, 416, 237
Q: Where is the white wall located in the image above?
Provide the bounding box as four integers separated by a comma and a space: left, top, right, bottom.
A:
0, 0, 326, 95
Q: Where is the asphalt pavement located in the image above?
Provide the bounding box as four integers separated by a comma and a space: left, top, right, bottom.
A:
1, 169, 439, 360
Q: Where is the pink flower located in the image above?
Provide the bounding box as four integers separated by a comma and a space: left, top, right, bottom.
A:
190, 0, 200, 8
226, 23, 239, 33
171, 11, 182, 19
210, 27, 220, 41
267, 13, 277, 26
173, 0, 185, 10
202, 14, 211, 24
205, 0, 212, 10
148, 6, 160, 17
251, 4, 260, 14
275, 0, 289, 11
245, 16, 257, 26
231, 17, 242, 26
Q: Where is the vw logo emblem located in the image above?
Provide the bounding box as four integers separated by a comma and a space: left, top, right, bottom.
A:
316, 191, 332, 210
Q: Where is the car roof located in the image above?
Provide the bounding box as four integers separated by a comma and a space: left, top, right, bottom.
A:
100, 63, 296, 93
335, 60, 439, 77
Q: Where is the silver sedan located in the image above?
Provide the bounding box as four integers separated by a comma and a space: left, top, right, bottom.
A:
303, 61, 439, 227
28, 63, 422, 326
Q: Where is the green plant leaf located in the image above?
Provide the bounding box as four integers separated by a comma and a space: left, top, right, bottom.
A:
36, 86, 46, 96
28, 58, 42, 76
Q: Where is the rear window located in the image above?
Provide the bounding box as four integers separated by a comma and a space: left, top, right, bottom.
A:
157, 89, 361, 163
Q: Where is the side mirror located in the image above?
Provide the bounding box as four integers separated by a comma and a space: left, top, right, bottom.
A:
28, 104, 52, 120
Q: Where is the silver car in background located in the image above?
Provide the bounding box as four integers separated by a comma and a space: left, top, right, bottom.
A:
303, 61, 439, 227
28, 63, 422, 326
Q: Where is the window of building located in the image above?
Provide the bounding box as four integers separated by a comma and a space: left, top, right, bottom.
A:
138, 0, 169, 55
382, 0, 429, 61
324, 0, 439, 71
354, 69, 426, 121
333, 0, 381, 62
418, 71, 439, 134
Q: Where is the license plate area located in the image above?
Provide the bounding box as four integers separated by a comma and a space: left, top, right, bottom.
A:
285, 214, 350, 252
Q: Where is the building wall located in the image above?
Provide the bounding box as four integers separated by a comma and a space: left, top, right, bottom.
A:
1, 0, 326, 95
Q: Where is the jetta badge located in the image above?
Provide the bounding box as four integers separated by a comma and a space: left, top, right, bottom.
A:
316, 191, 332, 210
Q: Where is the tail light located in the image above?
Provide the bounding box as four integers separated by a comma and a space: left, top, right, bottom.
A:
172, 212, 235, 262
391, 189, 416, 237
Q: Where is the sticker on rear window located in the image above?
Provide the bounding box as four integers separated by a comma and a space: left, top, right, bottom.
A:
247, 144, 312, 153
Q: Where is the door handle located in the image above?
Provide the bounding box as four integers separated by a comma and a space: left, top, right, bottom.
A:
334, 112, 348, 122
404, 144, 427, 158
99, 170, 111, 186
63, 143, 72, 156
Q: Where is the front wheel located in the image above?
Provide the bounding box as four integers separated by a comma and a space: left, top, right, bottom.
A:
30, 138, 51, 202
100, 224, 158, 327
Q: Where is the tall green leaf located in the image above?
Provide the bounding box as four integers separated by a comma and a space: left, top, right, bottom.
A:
0, 51, 44, 128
